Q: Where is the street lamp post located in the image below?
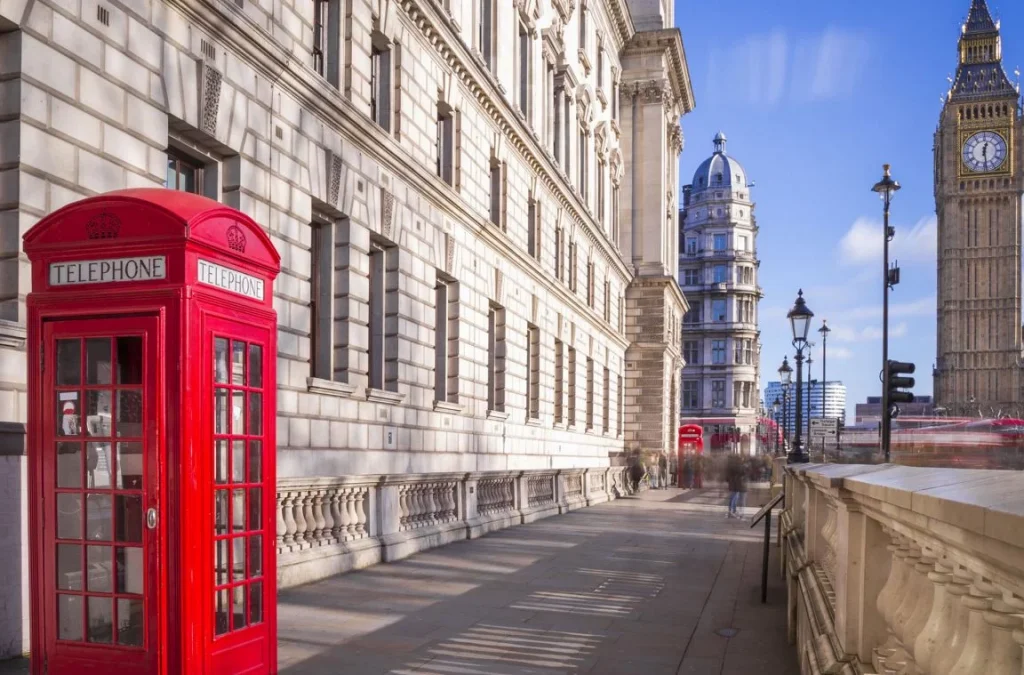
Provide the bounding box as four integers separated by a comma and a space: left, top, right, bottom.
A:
787, 290, 814, 463
806, 353, 814, 450
873, 164, 900, 461
818, 319, 830, 409
772, 397, 781, 456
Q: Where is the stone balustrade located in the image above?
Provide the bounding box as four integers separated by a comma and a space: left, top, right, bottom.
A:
780, 464, 1024, 675
277, 467, 634, 588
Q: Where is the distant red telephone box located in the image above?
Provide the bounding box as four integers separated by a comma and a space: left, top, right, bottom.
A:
677, 425, 704, 486
24, 189, 281, 675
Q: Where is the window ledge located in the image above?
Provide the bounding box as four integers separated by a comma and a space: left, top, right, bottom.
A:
0, 320, 26, 349
434, 400, 464, 414
486, 410, 510, 422
307, 377, 358, 398
367, 388, 405, 405
526, 417, 542, 427
553, 422, 567, 430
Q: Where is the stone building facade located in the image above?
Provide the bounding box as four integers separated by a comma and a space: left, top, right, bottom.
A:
678, 133, 761, 454
933, 0, 1024, 413
0, 0, 692, 656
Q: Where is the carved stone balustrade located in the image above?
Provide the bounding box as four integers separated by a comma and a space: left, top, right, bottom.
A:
780, 464, 1024, 675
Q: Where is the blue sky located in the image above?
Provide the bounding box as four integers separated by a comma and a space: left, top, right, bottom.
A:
674, 0, 1024, 419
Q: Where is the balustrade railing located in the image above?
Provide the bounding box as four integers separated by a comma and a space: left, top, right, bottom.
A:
477, 476, 516, 515
564, 472, 584, 500
398, 480, 458, 530
527, 474, 555, 507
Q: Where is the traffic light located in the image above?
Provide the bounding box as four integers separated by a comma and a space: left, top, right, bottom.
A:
887, 360, 915, 404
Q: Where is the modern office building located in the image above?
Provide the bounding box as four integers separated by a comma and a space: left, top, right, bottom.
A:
764, 380, 847, 436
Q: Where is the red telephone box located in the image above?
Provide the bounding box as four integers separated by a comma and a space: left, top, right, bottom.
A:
24, 189, 281, 675
677, 425, 704, 487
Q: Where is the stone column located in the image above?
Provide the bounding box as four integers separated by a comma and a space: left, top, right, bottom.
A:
832, 499, 890, 663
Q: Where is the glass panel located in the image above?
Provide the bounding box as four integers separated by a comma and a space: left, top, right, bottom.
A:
86, 391, 113, 437
248, 488, 261, 531
249, 582, 263, 625
85, 338, 111, 385
116, 390, 143, 438
58, 594, 83, 641
215, 490, 228, 535
86, 494, 112, 541
87, 442, 113, 489
232, 585, 246, 630
57, 493, 82, 540
117, 442, 143, 489
86, 545, 112, 592
232, 441, 245, 483
248, 441, 262, 483
116, 598, 144, 647
56, 543, 82, 590
56, 442, 82, 488
56, 340, 81, 386
115, 495, 142, 543
247, 393, 262, 435
248, 535, 262, 578
231, 391, 244, 436
87, 597, 113, 644
232, 538, 245, 581
215, 539, 229, 585
215, 440, 228, 485
231, 489, 245, 533
116, 547, 143, 594
248, 344, 263, 388
215, 589, 230, 636
214, 338, 229, 384
116, 337, 143, 385
166, 159, 177, 190
57, 392, 80, 437
215, 390, 228, 435
231, 341, 246, 385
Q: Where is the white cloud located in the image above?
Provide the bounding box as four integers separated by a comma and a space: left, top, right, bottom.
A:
839, 216, 937, 267
827, 346, 855, 360
844, 296, 936, 321
830, 320, 910, 343
805, 28, 871, 101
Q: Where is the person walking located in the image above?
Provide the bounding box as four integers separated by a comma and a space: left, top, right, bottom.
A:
726, 454, 747, 519
681, 456, 693, 489
659, 453, 669, 489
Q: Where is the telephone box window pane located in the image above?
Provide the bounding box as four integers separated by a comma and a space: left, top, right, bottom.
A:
215, 490, 228, 535
58, 595, 83, 641
85, 339, 112, 385
86, 494, 112, 541
57, 340, 81, 386
87, 596, 113, 644
57, 442, 82, 488
214, 338, 229, 383
232, 440, 245, 483
56, 543, 82, 590
86, 391, 113, 437
248, 345, 263, 388
248, 488, 261, 531
57, 493, 82, 540
215, 440, 228, 484
249, 582, 263, 625
116, 391, 143, 438
116, 547, 143, 594
215, 539, 229, 585
116, 337, 143, 385
231, 341, 246, 385
116, 598, 144, 646
115, 495, 142, 543
232, 537, 245, 581
58, 392, 80, 436
215, 390, 228, 435
231, 489, 245, 533
87, 545, 112, 592
232, 585, 246, 630
247, 393, 262, 435
248, 441, 262, 483
231, 391, 245, 435
87, 442, 112, 489
215, 589, 230, 636
117, 442, 143, 489
248, 534, 262, 578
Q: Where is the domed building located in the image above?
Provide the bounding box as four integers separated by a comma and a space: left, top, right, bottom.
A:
678, 133, 763, 454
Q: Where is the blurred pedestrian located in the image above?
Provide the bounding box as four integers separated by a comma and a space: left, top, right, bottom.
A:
726, 454, 747, 518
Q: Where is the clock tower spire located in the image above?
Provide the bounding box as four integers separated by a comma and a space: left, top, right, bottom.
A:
934, 0, 1024, 415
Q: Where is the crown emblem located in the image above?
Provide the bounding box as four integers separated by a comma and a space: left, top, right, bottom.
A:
226, 225, 247, 253
85, 213, 121, 239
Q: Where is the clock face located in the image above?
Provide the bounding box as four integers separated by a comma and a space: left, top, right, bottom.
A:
962, 131, 1007, 173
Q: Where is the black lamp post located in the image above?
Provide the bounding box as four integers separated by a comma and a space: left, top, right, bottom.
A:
787, 290, 814, 463
818, 320, 830, 407
873, 164, 900, 460
778, 357, 792, 454
806, 352, 814, 447
772, 397, 781, 456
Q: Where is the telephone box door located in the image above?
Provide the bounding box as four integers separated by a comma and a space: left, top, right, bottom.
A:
42, 316, 161, 674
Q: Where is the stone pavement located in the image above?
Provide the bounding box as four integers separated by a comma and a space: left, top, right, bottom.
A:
278, 488, 798, 674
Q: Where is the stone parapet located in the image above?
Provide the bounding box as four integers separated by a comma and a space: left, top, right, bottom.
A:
780, 463, 1024, 675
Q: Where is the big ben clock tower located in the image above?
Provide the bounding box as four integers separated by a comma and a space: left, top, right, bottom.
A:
934, 0, 1024, 414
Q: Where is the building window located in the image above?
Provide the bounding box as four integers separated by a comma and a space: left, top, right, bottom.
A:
711, 299, 727, 322
596, 47, 604, 88
682, 381, 699, 409
436, 103, 455, 186
568, 346, 577, 426
603, 280, 611, 323
528, 198, 541, 260
617, 374, 624, 435
585, 357, 594, 431
527, 324, 540, 419
489, 159, 506, 229
311, 215, 341, 382
586, 260, 595, 308
552, 79, 561, 163
713, 265, 728, 283
611, 185, 620, 246
737, 235, 748, 252
686, 238, 697, 255
166, 151, 202, 195
711, 340, 726, 365
683, 341, 699, 365
745, 339, 753, 365
478, 0, 494, 70
554, 226, 563, 279
569, 241, 578, 292
435, 276, 459, 404
602, 367, 610, 433
578, 5, 587, 54
516, 20, 531, 117
370, 38, 392, 131
368, 241, 398, 392
618, 295, 624, 333
711, 380, 726, 408
312, 0, 329, 75
554, 339, 564, 424
713, 233, 727, 251
683, 269, 699, 286
578, 125, 587, 199
734, 340, 743, 365
487, 303, 506, 412
597, 160, 606, 226
683, 304, 702, 325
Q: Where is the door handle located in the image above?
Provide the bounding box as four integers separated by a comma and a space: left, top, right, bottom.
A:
146, 507, 158, 530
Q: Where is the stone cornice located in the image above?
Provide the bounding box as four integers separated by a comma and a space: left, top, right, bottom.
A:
605, 0, 635, 49
623, 28, 696, 115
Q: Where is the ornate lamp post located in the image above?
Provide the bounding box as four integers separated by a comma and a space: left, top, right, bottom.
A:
787, 290, 814, 463
772, 397, 781, 456
818, 319, 830, 408
806, 352, 814, 446
872, 164, 900, 459
778, 357, 792, 453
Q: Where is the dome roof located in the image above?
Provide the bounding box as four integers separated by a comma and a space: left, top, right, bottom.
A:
691, 132, 748, 191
